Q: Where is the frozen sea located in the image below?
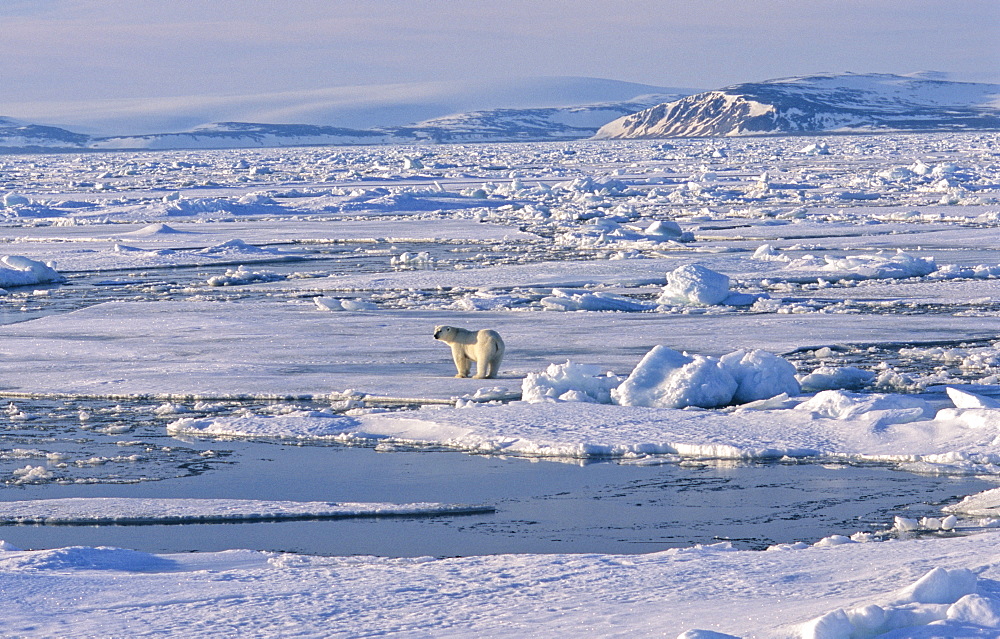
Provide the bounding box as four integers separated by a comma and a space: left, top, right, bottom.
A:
4, 134, 1000, 636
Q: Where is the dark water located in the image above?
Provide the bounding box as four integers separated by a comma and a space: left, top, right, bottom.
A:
1, 428, 994, 556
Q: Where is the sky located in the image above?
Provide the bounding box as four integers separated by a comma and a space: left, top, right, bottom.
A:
1, 0, 998, 133
4, 0, 998, 100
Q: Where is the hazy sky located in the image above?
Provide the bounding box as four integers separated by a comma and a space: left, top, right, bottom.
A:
4, 0, 999, 101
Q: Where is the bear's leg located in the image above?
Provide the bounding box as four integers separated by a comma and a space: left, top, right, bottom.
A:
480, 343, 503, 379
452, 348, 471, 378
473, 356, 492, 379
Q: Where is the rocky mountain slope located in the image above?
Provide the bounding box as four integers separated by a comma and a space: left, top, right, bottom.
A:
595, 73, 1000, 139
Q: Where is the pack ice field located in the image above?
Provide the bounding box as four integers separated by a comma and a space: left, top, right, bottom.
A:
5, 133, 1000, 636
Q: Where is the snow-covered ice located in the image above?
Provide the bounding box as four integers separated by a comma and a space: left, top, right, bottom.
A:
0, 255, 63, 289
3, 132, 1000, 636
5, 531, 1000, 637
0, 497, 492, 524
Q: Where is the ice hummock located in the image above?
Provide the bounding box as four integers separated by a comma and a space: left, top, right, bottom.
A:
521, 360, 623, 403
611, 346, 800, 409
657, 263, 763, 307
0, 255, 63, 289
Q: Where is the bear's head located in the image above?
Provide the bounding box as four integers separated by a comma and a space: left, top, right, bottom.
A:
433, 325, 457, 341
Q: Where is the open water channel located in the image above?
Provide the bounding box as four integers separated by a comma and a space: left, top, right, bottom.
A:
0, 396, 994, 556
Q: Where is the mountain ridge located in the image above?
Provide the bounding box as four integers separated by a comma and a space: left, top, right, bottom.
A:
6, 73, 1000, 152
0, 93, 685, 151
1, 76, 689, 136
595, 73, 1000, 139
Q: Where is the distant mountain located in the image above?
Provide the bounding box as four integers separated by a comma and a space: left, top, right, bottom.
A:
0, 117, 90, 149
0, 92, 687, 151
87, 122, 401, 151
390, 97, 676, 143
595, 73, 1000, 139
0, 76, 689, 136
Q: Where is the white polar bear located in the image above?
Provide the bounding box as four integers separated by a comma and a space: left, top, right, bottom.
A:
433, 325, 505, 379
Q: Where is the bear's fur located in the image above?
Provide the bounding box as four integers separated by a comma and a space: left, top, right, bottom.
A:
433, 325, 505, 379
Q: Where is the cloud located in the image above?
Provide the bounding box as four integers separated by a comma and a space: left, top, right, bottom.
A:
1, 0, 997, 104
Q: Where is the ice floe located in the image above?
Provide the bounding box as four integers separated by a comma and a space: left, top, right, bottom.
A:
0, 498, 492, 525
160, 385, 1000, 475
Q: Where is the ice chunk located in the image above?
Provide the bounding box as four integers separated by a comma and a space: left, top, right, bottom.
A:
2, 193, 30, 207
521, 361, 623, 404
540, 289, 653, 312
391, 251, 434, 268
889, 567, 976, 606
645, 220, 683, 238
0, 255, 63, 288
893, 516, 920, 532
720, 349, 800, 403
943, 487, 1000, 516
945, 386, 1000, 409
611, 347, 798, 409
125, 223, 187, 236
676, 631, 741, 639
339, 299, 377, 311
314, 297, 345, 311
12, 465, 53, 484
720, 291, 763, 307
796, 390, 933, 429
813, 534, 855, 547
313, 297, 377, 312
796, 609, 854, 639
611, 346, 737, 409
752, 244, 789, 262
197, 239, 277, 255
454, 292, 531, 311
207, 266, 284, 286
658, 264, 731, 306
844, 605, 887, 633
785, 250, 936, 280
947, 594, 1000, 626
799, 142, 831, 155
798, 366, 875, 392
0, 497, 491, 525
934, 407, 1000, 429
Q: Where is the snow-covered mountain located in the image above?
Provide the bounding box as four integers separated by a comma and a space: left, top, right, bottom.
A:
0, 117, 90, 149
10, 72, 1000, 151
390, 97, 675, 143
595, 73, 1000, 139
87, 123, 402, 151
0, 76, 685, 136
1, 92, 686, 151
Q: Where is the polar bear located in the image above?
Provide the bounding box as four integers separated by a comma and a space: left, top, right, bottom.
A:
433, 325, 505, 379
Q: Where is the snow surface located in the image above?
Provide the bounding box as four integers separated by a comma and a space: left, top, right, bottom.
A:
5, 532, 1000, 637
3, 133, 1000, 636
